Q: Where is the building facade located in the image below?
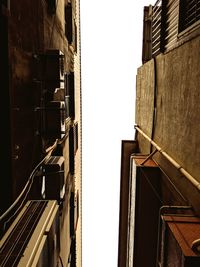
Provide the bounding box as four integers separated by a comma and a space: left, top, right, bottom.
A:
0, 0, 82, 266
118, 1, 200, 266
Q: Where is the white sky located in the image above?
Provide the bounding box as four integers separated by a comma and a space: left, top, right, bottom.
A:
80, 1, 151, 266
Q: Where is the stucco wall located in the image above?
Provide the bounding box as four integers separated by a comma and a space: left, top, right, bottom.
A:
136, 35, 200, 211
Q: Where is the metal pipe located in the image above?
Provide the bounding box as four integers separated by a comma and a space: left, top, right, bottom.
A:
134, 125, 200, 191
140, 148, 158, 165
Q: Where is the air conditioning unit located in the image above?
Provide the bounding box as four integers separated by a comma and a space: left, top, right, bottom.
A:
45, 49, 65, 89
53, 88, 65, 101
158, 215, 200, 267
53, 88, 70, 119
0, 200, 60, 267
44, 101, 66, 139
44, 156, 65, 201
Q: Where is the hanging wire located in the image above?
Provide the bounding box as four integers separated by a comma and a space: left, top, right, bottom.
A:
0, 139, 58, 224
3, 180, 33, 231
59, 255, 64, 267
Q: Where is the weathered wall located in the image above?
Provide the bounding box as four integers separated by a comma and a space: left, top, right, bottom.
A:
136, 59, 154, 154
9, 0, 44, 198
8, 0, 73, 199
136, 35, 200, 212
73, 0, 82, 264
2, 0, 82, 265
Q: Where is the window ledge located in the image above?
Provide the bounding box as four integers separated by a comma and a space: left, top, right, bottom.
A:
178, 20, 200, 42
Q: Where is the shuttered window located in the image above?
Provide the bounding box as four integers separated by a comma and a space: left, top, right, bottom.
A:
179, 0, 200, 32
152, 0, 163, 57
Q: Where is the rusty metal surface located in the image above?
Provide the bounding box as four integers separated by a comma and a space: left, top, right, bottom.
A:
164, 215, 200, 257
133, 154, 158, 167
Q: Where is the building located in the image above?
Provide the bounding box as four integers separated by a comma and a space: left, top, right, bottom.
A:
0, 0, 82, 266
118, 1, 200, 266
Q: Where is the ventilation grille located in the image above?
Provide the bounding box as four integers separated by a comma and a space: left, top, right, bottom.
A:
0, 201, 47, 267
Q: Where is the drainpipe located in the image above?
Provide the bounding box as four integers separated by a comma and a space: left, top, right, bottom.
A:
134, 125, 200, 191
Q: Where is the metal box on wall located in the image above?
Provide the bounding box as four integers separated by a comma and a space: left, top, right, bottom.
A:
44, 101, 65, 139
44, 156, 65, 201
44, 49, 65, 89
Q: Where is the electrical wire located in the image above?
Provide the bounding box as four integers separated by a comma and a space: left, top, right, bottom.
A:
0, 139, 58, 223
3, 179, 33, 231
0, 157, 45, 223
59, 255, 64, 267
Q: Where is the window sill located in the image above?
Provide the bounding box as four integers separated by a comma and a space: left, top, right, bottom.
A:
164, 21, 200, 55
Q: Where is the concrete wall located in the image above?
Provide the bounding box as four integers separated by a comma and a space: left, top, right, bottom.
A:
136, 35, 200, 214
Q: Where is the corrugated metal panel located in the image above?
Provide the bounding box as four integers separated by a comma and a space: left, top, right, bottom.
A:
164, 0, 179, 50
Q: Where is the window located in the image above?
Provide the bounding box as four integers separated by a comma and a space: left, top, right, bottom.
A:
65, 72, 75, 120
74, 19, 78, 53
74, 122, 78, 154
69, 126, 75, 175
65, 3, 73, 44
46, 0, 56, 15
179, 0, 200, 32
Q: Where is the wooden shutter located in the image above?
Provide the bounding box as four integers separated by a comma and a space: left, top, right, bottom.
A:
164, 0, 179, 51
179, 0, 200, 32
152, 0, 163, 57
